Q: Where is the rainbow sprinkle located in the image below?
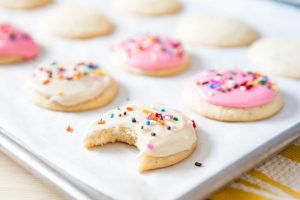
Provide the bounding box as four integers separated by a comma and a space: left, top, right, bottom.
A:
117, 34, 184, 58
196, 69, 277, 93
34, 62, 106, 85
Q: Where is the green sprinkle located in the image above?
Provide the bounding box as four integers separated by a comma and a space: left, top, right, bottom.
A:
259, 80, 266, 85
173, 117, 179, 121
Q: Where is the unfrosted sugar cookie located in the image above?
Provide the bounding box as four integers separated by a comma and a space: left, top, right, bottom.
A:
42, 5, 113, 39
26, 62, 118, 112
84, 105, 197, 172
0, 0, 51, 9
115, 0, 181, 16
248, 37, 300, 79
0, 24, 38, 64
183, 69, 283, 122
111, 34, 190, 76
176, 14, 258, 47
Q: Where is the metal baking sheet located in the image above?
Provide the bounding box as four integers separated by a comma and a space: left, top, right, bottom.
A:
0, 0, 300, 199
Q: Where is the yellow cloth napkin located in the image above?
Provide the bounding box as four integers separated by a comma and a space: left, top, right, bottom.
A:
211, 139, 300, 200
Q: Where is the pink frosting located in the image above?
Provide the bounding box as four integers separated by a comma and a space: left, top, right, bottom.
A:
0, 24, 38, 59
191, 69, 277, 108
114, 34, 185, 71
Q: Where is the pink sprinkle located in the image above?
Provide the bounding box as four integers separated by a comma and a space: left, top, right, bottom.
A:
91, 74, 98, 80
164, 114, 173, 120
146, 113, 152, 120
147, 144, 154, 150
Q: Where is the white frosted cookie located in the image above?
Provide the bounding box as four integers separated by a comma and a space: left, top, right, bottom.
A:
84, 105, 197, 172
41, 5, 113, 39
25, 61, 118, 112
183, 69, 283, 122
115, 0, 181, 16
111, 33, 190, 76
248, 37, 300, 79
0, 0, 51, 9
176, 14, 258, 47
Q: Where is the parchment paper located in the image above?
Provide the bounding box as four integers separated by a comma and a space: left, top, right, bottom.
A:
0, 0, 300, 199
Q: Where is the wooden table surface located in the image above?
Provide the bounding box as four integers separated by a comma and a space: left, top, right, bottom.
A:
0, 152, 65, 200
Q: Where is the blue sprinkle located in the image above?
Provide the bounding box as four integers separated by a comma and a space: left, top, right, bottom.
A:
209, 83, 220, 89
160, 108, 166, 112
166, 49, 174, 55
110, 113, 114, 118
146, 121, 151, 125
87, 64, 96, 69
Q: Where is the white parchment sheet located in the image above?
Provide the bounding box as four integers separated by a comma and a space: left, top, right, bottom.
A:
0, 0, 300, 199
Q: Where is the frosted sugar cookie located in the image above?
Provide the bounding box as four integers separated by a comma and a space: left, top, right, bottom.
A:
84, 105, 197, 172
111, 34, 190, 76
115, 0, 181, 16
42, 5, 113, 39
0, 24, 38, 64
26, 62, 118, 112
0, 0, 51, 9
183, 69, 283, 122
176, 14, 258, 47
248, 37, 300, 79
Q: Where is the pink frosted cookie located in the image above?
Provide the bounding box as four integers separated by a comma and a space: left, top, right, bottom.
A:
183, 69, 283, 121
0, 24, 38, 64
111, 34, 190, 76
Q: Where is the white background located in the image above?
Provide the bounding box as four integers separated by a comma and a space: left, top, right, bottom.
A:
0, 0, 300, 199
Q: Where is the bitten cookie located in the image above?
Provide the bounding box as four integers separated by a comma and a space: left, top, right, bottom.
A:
0, 24, 38, 65
248, 37, 300, 79
115, 0, 181, 16
41, 5, 113, 39
0, 0, 51, 9
25, 62, 118, 112
111, 34, 190, 76
84, 105, 197, 172
183, 69, 283, 122
176, 14, 258, 47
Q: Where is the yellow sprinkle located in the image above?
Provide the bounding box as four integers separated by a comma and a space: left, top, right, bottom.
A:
56, 90, 63, 96
55, 74, 63, 80
142, 109, 154, 114
142, 109, 150, 114
95, 70, 106, 76
73, 75, 80, 80
72, 71, 81, 80
252, 79, 259, 85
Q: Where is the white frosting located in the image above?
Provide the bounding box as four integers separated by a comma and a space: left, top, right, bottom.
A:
29, 62, 111, 106
85, 105, 197, 157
